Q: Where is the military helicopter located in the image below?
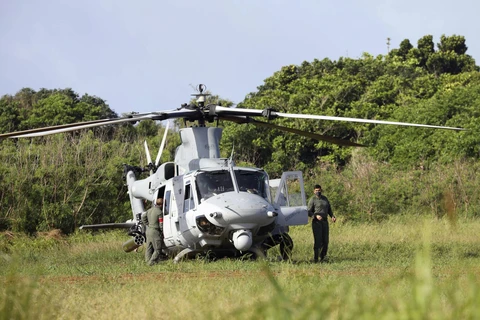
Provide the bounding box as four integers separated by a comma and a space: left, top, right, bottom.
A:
0, 84, 465, 262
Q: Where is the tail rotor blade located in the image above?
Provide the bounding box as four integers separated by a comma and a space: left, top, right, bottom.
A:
144, 140, 153, 165
155, 120, 170, 167
144, 140, 154, 175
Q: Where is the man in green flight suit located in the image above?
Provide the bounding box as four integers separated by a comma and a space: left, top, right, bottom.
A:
307, 184, 336, 263
142, 197, 164, 265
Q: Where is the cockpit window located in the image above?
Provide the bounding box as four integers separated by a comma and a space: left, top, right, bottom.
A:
235, 170, 268, 200
196, 170, 234, 202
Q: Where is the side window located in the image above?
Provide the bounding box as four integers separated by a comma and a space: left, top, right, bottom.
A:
164, 190, 171, 215
283, 175, 304, 207
184, 183, 195, 212
276, 174, 305, 207
278, 183, 288, 206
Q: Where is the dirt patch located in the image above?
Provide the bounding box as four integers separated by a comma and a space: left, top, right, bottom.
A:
1, 231, 15, 240
37, 270, 262, 285
17, 265, 480, 287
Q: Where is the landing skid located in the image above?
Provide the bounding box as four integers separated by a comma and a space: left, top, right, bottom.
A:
173, 248, 196, 263
171, 233, 293, 263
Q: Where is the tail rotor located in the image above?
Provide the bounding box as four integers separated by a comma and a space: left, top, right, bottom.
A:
143, 120, 170, 175
155, 120, 170, 167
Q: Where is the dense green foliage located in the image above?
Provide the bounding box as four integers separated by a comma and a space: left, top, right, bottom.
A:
1, 34, 480, 234
0, 88, 118, 133
0, 127, 175, 234
221, 34, 480, 174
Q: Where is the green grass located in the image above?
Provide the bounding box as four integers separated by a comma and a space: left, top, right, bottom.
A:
1, 217, 480, 319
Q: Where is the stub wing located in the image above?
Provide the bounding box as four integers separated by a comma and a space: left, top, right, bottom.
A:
79, 223, 136, 230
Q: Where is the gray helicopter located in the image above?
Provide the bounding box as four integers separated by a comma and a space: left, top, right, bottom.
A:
0, 84, 465, 262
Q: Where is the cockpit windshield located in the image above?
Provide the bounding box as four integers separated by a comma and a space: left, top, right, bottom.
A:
195, 169, 269, 202
235, 170, 268, 200
196, 170, 234, 202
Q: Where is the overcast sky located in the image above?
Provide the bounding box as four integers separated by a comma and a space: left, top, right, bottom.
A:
1, 0, 478, 115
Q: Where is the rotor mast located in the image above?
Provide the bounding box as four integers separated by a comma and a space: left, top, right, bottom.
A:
190, 84, 210, 127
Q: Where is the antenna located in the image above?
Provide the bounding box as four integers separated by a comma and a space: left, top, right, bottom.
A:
230, 145, 235, 160
191, 84, 210, 107
226, 145, 235, 167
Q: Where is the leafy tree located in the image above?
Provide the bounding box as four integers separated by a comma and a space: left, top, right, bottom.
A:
437, 34, 468, 54
136, 119, 159, 137
417, 35, 435, 68
426, 50, 477, 76
389, 39, 414, 61
0, 97, 20, 133
0, 88, 118, 133
366, 72, 480, 167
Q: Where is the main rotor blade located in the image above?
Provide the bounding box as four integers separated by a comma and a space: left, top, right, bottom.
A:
221, 116, 365, 147
252, 120, 365, 147
6, 115, 155, 138
0, 118, 115, 139
213, 106, 466, 131
1, 109, 198, 139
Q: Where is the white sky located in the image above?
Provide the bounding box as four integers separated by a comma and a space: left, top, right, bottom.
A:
1, 0, 478, 115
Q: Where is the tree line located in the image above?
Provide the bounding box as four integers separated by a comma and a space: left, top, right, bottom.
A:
221, 34, 479, 175
1, 34, 479, 234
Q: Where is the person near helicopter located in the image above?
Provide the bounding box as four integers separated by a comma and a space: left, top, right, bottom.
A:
141, 197, 165, 265
307, 184, 336, 263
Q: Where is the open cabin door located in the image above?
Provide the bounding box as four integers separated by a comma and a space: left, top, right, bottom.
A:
269, 171, 308, 226
162, 175, 184, 247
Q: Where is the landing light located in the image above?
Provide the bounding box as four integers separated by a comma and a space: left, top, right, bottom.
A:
210, 212, 222, 218
267, 211, 278, 217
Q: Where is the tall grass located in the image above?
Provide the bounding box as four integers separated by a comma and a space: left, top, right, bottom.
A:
307, 154, 480, 220
0, 267, 60, 320
1, 217, 480, 319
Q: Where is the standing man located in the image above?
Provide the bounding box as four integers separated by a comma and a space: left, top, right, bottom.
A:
141, 197, 164, 265
307, 184, 336, 263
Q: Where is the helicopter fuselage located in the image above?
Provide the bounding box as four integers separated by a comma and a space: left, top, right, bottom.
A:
121, 126, 308, 261
161, 167, 277, 255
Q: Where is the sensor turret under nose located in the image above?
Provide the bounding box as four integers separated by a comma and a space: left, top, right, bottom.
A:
231, 229, 252, 251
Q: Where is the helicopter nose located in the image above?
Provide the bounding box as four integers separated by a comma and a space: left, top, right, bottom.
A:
202, 192, 275, 227
232, 229, 252, 251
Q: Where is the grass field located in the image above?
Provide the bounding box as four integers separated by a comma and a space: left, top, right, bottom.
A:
1, 216, 480, 319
